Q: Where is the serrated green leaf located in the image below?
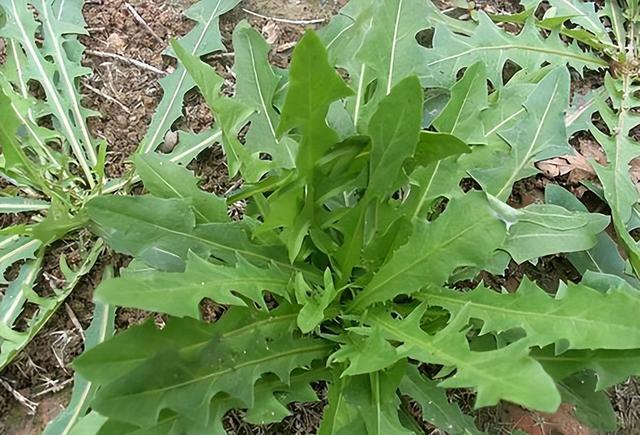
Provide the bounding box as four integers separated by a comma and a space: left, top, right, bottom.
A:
0, 234, 41, 285
421, 13, 606, 88
0, 84, 52, 191
403, 158, 463, 221
0, 258, 41, 350
233, 21, 297, 170
521, 0, 607, 41
97, 368, 327, 434
76, 305, 331, 427
330, 328, 403, 376
95, 252, 291, 318
421, 278, 640, 350
589, 74, 640, 276
399, 365, 483, 435
0, 0, 97, 185
86, 194, 319, 280
173, 39, 269, 182
356, 0, 430, 99
366, 305, 560, 412
0, 62, 62, 171
351, 192, 506, 311
239, 372, 323, 430
591, 79, 640, 225
137, 0, 241, 155
462, 69, 566, 203
1, 240, 102, 370
320, 0, 375, 132
74, 304, 299, 384
470, 67, 571, 200
398, 127, 472, 220
321, 0, 473, 129
322, 0, 433, 130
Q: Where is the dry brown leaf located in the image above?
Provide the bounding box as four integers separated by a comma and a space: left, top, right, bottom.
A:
537, 137, 608, 184
537, 155, 594, 177
576, 137, 606, 162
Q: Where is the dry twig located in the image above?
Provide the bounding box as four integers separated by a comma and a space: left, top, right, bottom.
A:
0, 378, 38, 414
124, 2, 164, 45
85, 49, 167, 75
64, 303, 86, 342
33, 377, 73, 397
82, 80, 132, 114
242, 8, 325, 25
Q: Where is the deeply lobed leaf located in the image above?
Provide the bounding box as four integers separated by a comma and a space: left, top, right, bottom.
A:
421, 278, 640, 350
75, 304, 331, 429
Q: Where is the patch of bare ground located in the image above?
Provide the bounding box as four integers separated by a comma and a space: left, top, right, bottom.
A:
610, 378, 640, 434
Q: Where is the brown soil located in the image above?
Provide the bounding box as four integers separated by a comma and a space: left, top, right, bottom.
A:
82, 0, 194, 178
503, 403, 597, 435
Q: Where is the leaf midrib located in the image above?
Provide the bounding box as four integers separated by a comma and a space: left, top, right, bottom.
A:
108, 343, 331, 399
123, 277, 289, 292
355, 218, 488, 309
426, 44, 607, 68
495, 80, 560, 199
93, 202, 309, 277
83, 313, 300, 373
425, 291, 640, 340
372, 315, 508, 386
